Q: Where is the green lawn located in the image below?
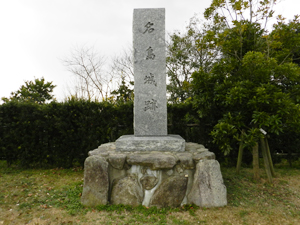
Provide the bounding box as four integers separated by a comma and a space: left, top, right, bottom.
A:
0, 160, 300, 224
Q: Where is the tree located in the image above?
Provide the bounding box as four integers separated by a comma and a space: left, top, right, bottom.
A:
110, 48, 134, 89
63, 46, 135, 102
191, 0, 300, 180
63, 45, 113, 100
109, 48, 134, 102
204, 0, 277, 29
269, 15, 300, 66
111, 77, 134, 103
166, 16, 219, 103
1, 77, 56, 104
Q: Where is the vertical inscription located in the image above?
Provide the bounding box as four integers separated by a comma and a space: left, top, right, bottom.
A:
133, 8, 167, 136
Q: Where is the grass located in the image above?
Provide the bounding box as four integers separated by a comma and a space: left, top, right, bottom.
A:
0, 160, 300, 224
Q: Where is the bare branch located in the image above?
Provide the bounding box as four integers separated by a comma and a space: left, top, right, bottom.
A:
62, 45, 111, 100
110, 47, 134, 88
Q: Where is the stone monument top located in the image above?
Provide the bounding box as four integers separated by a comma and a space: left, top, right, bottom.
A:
115, 8, 185, 152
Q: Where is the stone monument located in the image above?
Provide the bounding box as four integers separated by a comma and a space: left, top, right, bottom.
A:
115, 8, 185, 152
81, 8, 227, 208
133, 8, 167, 136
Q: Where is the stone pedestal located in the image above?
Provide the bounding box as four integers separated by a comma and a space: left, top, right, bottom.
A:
115, 135, 185, 152
81, 142, 227, 208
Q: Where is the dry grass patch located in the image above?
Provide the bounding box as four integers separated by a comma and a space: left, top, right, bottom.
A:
1, 161, 300, 224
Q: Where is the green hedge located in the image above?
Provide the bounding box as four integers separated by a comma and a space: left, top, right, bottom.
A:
0, 100, 134, 167
2, 100, 297, 168
0, 100, 206, 168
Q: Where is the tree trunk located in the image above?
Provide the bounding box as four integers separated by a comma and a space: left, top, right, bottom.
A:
261, 138, 273, 183
253, 143, 260, 180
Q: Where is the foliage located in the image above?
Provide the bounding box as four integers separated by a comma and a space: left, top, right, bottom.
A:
270, 15, 300, 66
191, 1, 300, 156
0, 100, 206, 168
166, 16, 218, 103
0, 99, 133, 167
111, 76, 134, 103
1, 77, 56, 104
204, 0, 277, 28
1, 97, 298, 168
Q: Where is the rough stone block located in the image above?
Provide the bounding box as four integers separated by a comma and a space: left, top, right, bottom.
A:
108, 153, 126, 170
127, 152, 176, 170
176, 152, 194, 169
185, 142, 207, 152
88, 142, 115, 156
81, 156, 109, 207
150, 176, 188, 208
187, 160, 227, 207
110, 174, 144, 206
140, 174, 158, 190
193, 151, 215, 162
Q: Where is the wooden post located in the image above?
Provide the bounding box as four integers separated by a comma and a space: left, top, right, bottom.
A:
253, 142, 260, 180
265, 138, 275, 177
236, 130, 245, 174
236, 142, 244, 174
260, 137, 273, 183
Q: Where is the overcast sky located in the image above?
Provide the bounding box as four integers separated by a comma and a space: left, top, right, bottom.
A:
0, 0, 299, 102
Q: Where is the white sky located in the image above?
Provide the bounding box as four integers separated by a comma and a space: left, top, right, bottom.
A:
0, 0, 299, 102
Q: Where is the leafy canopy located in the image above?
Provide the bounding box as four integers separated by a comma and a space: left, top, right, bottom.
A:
2, 77, 56, 104
191, 0, 300, 155
166, 16, 218, 103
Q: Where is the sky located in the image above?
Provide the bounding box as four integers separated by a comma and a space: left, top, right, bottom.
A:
0, 0, 299, 102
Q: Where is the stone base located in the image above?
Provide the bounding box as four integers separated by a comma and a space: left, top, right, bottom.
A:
81, 142, 227, 208
115, 134, 185, 152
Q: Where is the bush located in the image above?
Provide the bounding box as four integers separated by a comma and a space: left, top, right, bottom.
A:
0, 100, 133, 167
1, 99, 298, 168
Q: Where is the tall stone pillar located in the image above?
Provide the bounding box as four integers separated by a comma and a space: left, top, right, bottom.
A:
115, 8, 185, 152
133, 8, 167, 136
